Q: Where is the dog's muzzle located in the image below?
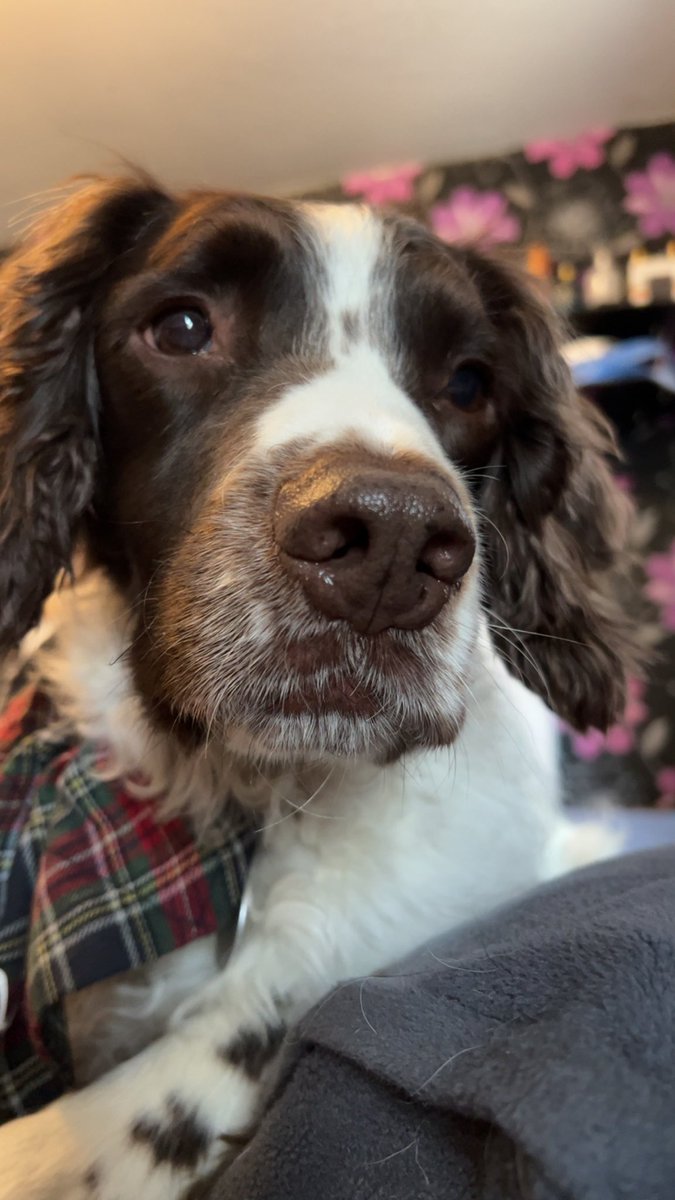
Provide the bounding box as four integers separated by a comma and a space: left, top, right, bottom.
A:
274, 454, 475, 635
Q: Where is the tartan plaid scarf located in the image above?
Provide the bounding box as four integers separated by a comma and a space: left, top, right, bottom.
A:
0, 681, 256, 1123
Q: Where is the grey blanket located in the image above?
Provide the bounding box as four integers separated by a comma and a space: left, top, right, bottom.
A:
215, 848, 675, 1200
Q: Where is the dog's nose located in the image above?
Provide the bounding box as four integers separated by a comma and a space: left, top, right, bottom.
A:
274, 461, 475, 634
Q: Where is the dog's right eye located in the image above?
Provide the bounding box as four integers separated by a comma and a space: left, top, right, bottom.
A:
146, 307, 213, 356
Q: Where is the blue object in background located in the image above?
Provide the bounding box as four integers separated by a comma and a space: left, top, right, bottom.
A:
569, 808, 675, 854
570, 337, 674, 390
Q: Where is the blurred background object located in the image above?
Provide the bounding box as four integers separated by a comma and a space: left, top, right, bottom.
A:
1, 0, 675, 810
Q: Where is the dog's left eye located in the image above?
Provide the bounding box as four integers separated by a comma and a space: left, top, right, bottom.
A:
147, 307, 213, 356
443, 365, 490, 412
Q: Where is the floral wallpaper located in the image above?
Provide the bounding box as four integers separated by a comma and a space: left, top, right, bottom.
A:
313, 121, 675, 810
312, 121, 675, 265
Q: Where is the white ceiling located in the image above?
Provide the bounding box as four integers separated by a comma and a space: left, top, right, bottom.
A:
1, 0, 674, 242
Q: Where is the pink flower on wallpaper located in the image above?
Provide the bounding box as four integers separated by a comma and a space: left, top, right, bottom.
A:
341, 163, 422, 206
567, 677, 648, 761
524, 128, 614, 179
644, 538, 675, 632
656, 767, 675, 809
430, 187, 520, 247
623, 153, 675, 238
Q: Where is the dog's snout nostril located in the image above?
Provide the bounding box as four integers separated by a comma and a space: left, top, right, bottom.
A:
286, 514, 370, 563
275, 459, 475, 635
419, 531, 476, 587
323, 517, 369, 562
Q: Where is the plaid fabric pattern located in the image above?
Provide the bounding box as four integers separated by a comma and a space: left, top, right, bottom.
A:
0, 683, 256, 1123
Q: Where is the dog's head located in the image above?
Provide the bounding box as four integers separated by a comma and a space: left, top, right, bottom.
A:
0, 178, 636, 765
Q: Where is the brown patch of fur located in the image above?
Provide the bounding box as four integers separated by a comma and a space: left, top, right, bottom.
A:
130, 1096, 211, 1170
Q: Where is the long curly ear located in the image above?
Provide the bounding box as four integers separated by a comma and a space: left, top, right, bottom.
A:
467, 252, 639, 732
0, 177, 172, 652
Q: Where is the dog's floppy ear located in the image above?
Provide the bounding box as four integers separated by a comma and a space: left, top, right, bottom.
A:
0, 176, 172, 652
466, 251, 639, 732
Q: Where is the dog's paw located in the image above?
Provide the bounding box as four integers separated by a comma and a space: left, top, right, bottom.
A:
0, 1017, 264, 1200
0, 1094, 228, 1200
0, 997, 282, 1200
86, 1093, 229, 1200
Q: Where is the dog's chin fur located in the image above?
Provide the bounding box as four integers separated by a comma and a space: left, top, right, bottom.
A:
224, 705, 465, 770
26, 569, 473, 827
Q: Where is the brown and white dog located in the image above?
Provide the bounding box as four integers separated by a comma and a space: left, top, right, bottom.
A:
0, 178, 635, 1199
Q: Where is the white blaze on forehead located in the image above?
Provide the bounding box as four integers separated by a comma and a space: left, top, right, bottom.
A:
255, 342, 448, 468
256, 202, 449, 469
301, 201, 386, 359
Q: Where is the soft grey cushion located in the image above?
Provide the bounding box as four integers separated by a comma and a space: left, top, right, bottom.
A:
214, 847, 675, 1200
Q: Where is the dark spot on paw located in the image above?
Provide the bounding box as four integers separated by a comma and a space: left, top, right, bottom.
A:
130, 1095, 211, 1170
219, 1021, 286, 1080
